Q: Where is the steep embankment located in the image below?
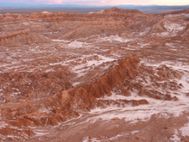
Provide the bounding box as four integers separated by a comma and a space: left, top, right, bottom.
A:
0, 29, 49, 46
0, 55, 139, 139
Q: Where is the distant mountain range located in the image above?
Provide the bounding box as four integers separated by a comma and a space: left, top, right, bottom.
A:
0, 3, 189, 13
119, 5, 189, 13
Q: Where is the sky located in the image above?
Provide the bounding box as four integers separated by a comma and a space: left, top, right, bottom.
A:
0, 0, 189, 6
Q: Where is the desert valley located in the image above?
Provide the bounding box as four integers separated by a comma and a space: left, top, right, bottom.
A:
0, 7, 189, 142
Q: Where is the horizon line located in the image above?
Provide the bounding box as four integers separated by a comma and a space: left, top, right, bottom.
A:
1, 3, 189, 7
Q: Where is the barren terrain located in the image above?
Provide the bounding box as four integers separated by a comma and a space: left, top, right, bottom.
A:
0, 8, 189, 142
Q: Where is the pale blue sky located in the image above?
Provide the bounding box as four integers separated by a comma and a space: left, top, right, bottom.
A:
0, 0, 189, 6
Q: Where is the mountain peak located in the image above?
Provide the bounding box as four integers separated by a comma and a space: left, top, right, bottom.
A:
102, 7, 142, 14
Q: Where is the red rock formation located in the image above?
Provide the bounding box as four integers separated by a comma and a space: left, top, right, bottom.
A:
0, 29, 49, 46
0, 55, 139, 130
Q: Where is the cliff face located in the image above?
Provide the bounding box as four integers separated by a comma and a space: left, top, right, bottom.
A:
0, 29, 49, 46
71, 55, 139, 96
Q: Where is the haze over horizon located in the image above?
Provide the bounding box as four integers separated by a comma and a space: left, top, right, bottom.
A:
0, 0, 189, 7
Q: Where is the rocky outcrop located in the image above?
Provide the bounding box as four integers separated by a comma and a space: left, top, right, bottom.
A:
70, 55, 139, 98
0, 55, 139, 131
0, 67, 72, 103
0, 29, 49, 46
